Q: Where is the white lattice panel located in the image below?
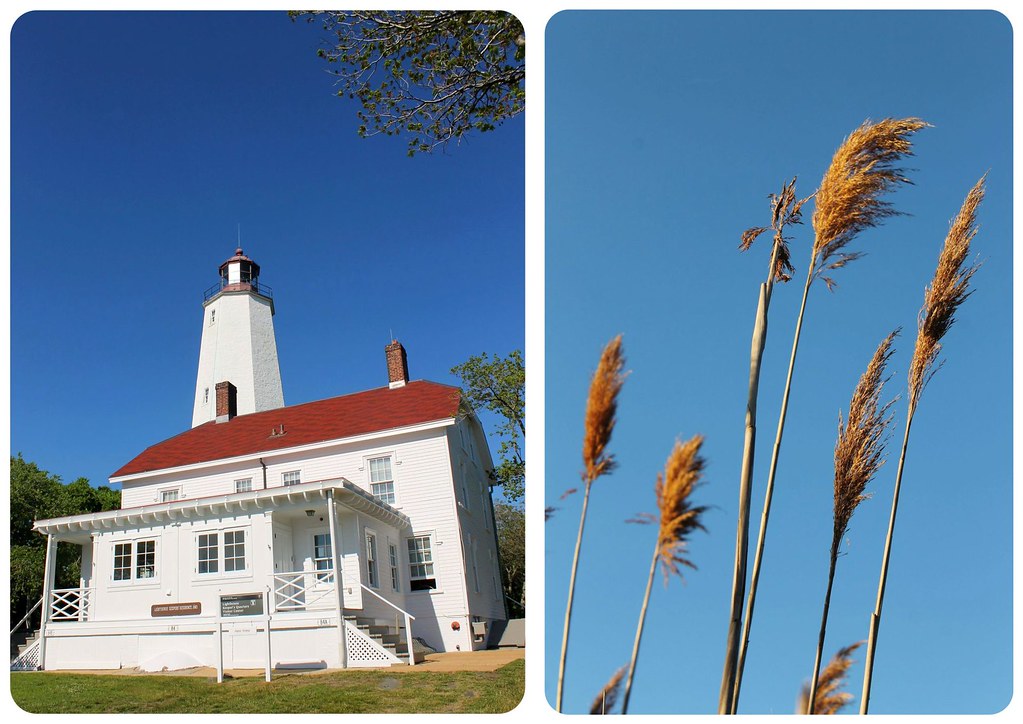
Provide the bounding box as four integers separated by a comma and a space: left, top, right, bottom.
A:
11, 640, 41, 671
344, 622, 400, 668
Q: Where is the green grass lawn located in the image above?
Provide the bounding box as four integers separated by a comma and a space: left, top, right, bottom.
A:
10, 660, 524, 714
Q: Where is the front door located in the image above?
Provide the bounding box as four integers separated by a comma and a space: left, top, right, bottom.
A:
273, 525, 294, 573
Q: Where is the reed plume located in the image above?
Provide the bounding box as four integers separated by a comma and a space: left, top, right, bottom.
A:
807, 332, 897, 713
557, 335, 626, 712
813, 118, 930, 290
718, 177, 806, 714
797, 642, 863, 715
727, 119, 926, 713
622, 436, 708, 714
589, 665, 626, 714
860, 176, 985, 714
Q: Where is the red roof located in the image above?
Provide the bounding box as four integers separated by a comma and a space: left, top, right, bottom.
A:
112, 381, 461, 478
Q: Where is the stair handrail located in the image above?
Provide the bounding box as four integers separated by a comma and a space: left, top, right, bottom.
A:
10, 597, 43, 636
358, 584, 416, 620
358, 583, 416, 666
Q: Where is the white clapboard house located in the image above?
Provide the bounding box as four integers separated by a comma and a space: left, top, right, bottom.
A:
16, 249, 507, 672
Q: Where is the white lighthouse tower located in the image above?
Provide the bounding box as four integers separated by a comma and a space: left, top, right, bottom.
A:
191, 248, 285, 427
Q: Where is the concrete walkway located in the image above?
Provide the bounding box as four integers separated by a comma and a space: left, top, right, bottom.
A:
47, 648, 524, 677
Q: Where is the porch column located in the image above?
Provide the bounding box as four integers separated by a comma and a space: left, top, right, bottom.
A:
37, 533, 58, 670
327, 490, 348, 668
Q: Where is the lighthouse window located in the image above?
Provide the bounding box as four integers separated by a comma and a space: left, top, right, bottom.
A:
209, 309, 216, 326
203, 388, 209, 405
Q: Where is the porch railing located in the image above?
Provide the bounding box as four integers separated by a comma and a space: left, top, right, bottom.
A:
49, 587, 94, 622
271, 571, 337, 611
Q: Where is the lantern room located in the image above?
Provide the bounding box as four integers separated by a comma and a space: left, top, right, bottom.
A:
219, 247, 261, 290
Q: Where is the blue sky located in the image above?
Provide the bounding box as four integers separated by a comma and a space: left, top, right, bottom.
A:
8, 11, 523, 493
545, 10, 1011, 715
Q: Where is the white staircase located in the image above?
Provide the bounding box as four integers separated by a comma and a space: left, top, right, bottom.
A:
11, 630, 42, 671
344, 616, 424, 667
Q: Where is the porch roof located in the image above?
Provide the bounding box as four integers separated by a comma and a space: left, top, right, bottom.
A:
33, 478, 411, 539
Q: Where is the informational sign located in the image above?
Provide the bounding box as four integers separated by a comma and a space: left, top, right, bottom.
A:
220, 592, 264, 617
151, 602, 202, 617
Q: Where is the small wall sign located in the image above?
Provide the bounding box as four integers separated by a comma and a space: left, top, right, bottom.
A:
220, 592, 265, 617
152, 602, 202, 617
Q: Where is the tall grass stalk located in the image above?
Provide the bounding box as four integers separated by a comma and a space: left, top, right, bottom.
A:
622, 436, 708, 714
717, 179, 804, 714
859, 177, 984, 714
556, 335, 626, 712
727, 118, 927, 713
807, 332, 897, 713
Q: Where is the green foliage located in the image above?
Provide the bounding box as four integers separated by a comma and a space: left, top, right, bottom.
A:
494, 503, 525, 617
451, 350, 524, 502
9, 455, 121, 626
292, 10, 525, 156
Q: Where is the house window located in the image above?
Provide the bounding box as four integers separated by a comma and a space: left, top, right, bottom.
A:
480, 486, 490, 528
468, 534, 480, 593
368, 456, 395, 504
137, 540, 156, 579
224, 530, 246, 572
389, 543, 400, 592
313, 533, 333, 582
112, 539, 157, 582
113, 543, 132, 581
407, 535, 437, 591
282, 470, 301, 487
460, 462, 470, 511
365, 531, 379, 588
234, 478, 253, 493
198, 533, 219, 574
196, 529, 247, 576
160, 489, 180, 503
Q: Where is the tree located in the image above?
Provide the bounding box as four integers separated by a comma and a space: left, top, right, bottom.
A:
292, 10, 525, 156
10, 455, 121, 628
495, 502, 525, 617
451, 350, 524, 502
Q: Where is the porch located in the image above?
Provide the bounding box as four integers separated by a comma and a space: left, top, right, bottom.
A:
19, 479, 419, 671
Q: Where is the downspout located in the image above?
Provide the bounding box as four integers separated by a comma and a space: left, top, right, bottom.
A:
259, 458, 267, 489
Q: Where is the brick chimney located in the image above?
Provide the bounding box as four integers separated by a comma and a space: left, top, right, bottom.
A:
215, 381, 238, 422
385, 340, 409, 388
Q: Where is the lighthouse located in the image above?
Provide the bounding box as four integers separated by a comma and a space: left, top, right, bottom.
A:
191, 248, 285, 427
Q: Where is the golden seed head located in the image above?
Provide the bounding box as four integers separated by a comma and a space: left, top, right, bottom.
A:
582, 335, 626, 484
655, 435, 709, 581
589, 665, 627, 715
798, 642, 864, 715
812, 118, 929, 289
909, 175, 985, 410
833, 331, 898, 545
